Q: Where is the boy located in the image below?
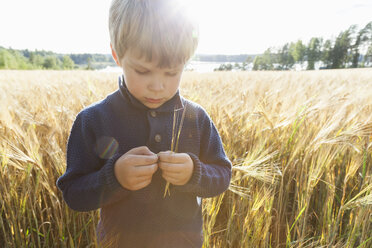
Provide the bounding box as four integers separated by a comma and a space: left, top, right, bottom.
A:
56, 0, 232, 247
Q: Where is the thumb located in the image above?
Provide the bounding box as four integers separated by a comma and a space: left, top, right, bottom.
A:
158, 150, 173, 155
127, 146, 155, 156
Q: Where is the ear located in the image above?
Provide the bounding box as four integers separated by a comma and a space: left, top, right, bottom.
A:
110, 44, 121, 66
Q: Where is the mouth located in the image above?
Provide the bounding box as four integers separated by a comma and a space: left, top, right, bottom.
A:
145, 97, 163, 104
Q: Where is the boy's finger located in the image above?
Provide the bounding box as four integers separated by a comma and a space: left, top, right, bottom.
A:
158, 152, 185, 163
159, 161, 183, 173
134, 175, 153, 183
157, 151, 172, 160
125, 154, 158, 166
134, 163, 158, 176
158, 151, 172, 155
132, 179, 152, 191
162, 171, 180, 179
162, 174, 178, 184
127, 146, 155, 156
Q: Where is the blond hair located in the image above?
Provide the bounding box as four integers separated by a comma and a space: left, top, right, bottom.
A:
109, 0, 199, 68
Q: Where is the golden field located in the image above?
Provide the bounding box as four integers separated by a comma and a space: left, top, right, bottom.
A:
0, 69, 371, 247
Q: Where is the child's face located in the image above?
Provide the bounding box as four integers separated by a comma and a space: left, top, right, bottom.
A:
118, 51, 184, 109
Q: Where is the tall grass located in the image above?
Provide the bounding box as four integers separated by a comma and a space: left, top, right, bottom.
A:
0, 69, 371, 247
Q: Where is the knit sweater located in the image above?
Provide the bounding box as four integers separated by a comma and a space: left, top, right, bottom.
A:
56, 76, 232, 248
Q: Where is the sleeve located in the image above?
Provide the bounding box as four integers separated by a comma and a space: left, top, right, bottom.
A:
174, 108, 232, 198
56, 111, 131, 212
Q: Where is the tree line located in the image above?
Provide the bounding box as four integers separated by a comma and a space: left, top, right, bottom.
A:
2, 21, 371, 71
0, 47, 116, 70
253, 22, 372, 71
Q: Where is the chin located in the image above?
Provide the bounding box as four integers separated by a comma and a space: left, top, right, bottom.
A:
145, 102, 163, 109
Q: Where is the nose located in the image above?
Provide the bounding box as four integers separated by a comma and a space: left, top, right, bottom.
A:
148, 77, 164, 92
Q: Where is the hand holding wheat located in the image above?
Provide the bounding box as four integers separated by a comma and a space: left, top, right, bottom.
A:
114, 146, 158, 191
158, 151, 194, 187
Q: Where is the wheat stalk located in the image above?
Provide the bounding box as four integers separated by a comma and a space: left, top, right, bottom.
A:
163, 103, 187, 197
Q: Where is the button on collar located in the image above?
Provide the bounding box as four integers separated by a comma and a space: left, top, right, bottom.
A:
150, 111, 157, 118
154, 134, 162, 143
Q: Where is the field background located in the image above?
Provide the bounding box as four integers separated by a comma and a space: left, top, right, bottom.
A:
0, 69, 371, 247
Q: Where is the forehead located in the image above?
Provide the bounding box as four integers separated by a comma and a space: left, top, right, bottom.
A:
124, 51, 184, 70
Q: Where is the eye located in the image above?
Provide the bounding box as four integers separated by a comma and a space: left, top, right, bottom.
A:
135, 69, 149, 75
165, 71, 179, 77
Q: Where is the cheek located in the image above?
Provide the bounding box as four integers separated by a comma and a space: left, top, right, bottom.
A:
123, 72, 146, 95
167, 77, 181, 93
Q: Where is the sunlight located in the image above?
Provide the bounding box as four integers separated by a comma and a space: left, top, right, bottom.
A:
175, 0, 203, 22
1, 0, 371, 54
173, 0, 267, 54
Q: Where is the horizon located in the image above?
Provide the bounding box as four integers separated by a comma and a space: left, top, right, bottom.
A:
0, 45, 260, 57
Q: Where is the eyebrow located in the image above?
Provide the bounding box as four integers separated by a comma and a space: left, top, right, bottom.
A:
128, 59, 184, 72
127, 60, 150, 70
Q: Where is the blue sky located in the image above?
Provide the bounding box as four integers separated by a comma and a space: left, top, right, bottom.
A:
0, 0, 371, 55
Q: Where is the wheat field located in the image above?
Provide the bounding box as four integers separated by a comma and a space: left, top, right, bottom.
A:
0, 69, 371, 247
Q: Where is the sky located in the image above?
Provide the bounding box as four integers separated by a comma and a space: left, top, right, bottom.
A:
0, 0, 371, 55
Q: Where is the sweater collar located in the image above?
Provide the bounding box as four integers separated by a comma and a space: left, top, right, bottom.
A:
118, 75, 184, 113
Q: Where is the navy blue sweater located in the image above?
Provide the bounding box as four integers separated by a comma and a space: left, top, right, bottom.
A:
56, 76, 232, 248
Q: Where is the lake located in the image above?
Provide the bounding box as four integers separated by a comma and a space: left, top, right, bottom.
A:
99, 61, 248, 73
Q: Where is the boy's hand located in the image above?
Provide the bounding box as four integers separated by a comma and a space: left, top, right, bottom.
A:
158, 151, 194, 186
114, 146, 158, 191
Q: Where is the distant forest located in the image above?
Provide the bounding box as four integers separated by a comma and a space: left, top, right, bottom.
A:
0, 47, 254, 70
0, 48, 116, 70
1, 21, 371, 71
215, 21, 372, 71
249, 22, 372, 71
